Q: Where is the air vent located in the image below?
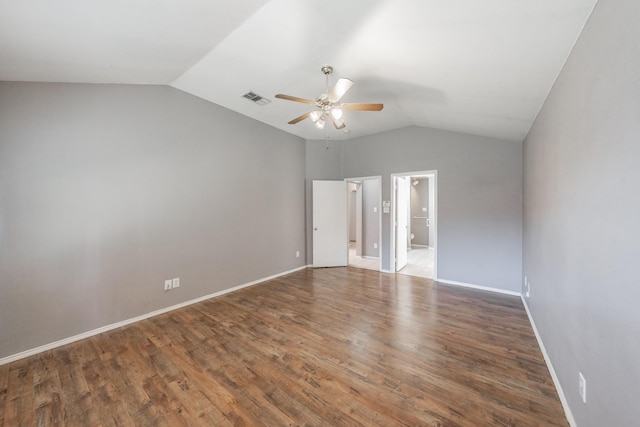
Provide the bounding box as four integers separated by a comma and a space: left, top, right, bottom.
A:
242, 91, 271, 106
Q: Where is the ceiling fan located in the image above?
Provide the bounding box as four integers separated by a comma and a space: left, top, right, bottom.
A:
275, 65, 383, 130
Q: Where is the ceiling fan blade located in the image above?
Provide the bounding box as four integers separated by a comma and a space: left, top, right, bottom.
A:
331, 115, 346, 129
288, 112, 311, 125
342, 103, 384, 111
328, 78, 353, 103
275, 94, 316, 105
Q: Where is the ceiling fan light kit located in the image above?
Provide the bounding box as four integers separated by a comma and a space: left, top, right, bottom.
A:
275, 65, 383, 131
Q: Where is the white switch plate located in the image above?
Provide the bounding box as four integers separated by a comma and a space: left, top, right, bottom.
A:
579, 372, 587, 403
373, 206, 378, 212
422, 207, 427, 212
374, 243, 378, 249
296, 251, 300, 258
164, 280, 172, 291
172, 277, 180, 288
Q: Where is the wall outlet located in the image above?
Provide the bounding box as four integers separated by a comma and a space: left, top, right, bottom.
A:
374, 243, 378, 249
579, 372, 587, 403
296, 251, 300, 258
172, 277, 180, 288
164, 280, 172, 291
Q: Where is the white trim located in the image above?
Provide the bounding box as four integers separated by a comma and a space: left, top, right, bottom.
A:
436, 278, 521, 296
380, 269, 393, 273
521, 297, 576, 427
0, 265, 309, 366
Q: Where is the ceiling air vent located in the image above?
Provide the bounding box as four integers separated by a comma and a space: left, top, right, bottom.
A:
242, 91, 271, 106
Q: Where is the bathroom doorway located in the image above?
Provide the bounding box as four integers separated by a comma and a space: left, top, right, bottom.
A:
391, 171, 437, 279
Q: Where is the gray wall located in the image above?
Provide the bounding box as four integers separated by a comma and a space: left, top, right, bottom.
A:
522, 0, 640, 425
347, 182, 357, 242
361, 179, 380, 258
0, 82, 306, 359
410, 178, 429, 246
341, 126, 522, 291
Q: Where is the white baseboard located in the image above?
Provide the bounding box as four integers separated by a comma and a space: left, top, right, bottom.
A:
521, 297, 576, 427
436, 278, 521, 296
0, 265, 309, 366
380, 269, 393, 273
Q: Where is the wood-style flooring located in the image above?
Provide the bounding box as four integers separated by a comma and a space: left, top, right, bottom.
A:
0, 267, 568, 426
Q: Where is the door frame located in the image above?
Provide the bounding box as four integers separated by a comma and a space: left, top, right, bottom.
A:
345, 175, 382, 271
390, 170, 438, 278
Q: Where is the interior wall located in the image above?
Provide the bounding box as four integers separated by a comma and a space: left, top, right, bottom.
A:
361, 179, 380, 258
347, 183, 357, 242
410, 178, 429, 246
522, 0, 640, 425
0, 82, 306, 359
341, 126, 522, 291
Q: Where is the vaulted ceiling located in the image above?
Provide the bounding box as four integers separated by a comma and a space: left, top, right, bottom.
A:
0, 0, 598, 141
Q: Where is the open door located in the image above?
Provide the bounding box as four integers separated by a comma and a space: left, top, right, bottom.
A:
313, 180, 348, 267
396, 176, 409, 271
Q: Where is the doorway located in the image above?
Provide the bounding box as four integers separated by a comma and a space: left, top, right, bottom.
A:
346, 177, 381, 271
391, 171, 437, 279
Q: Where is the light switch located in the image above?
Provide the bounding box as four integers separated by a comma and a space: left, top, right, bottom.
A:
373, 206, 378, 212
422, 207, 427, 212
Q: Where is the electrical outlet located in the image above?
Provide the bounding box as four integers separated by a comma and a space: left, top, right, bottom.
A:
579, 372, 587, 403
296, 251, 300, 258
164, 280, 172, 291
374, 243, 378, 249
172, 277, 180, 288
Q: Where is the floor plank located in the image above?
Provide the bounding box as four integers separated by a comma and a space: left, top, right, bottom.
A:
0, 267, 568, 426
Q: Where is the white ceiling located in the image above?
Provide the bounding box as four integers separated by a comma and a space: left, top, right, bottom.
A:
0, 0, 597, 142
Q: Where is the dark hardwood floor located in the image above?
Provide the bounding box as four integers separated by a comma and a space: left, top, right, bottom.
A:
0, 267, 567, 426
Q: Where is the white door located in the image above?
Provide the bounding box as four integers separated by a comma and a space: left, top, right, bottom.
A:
396, 176, 409, 271
313, 180, 348, 267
